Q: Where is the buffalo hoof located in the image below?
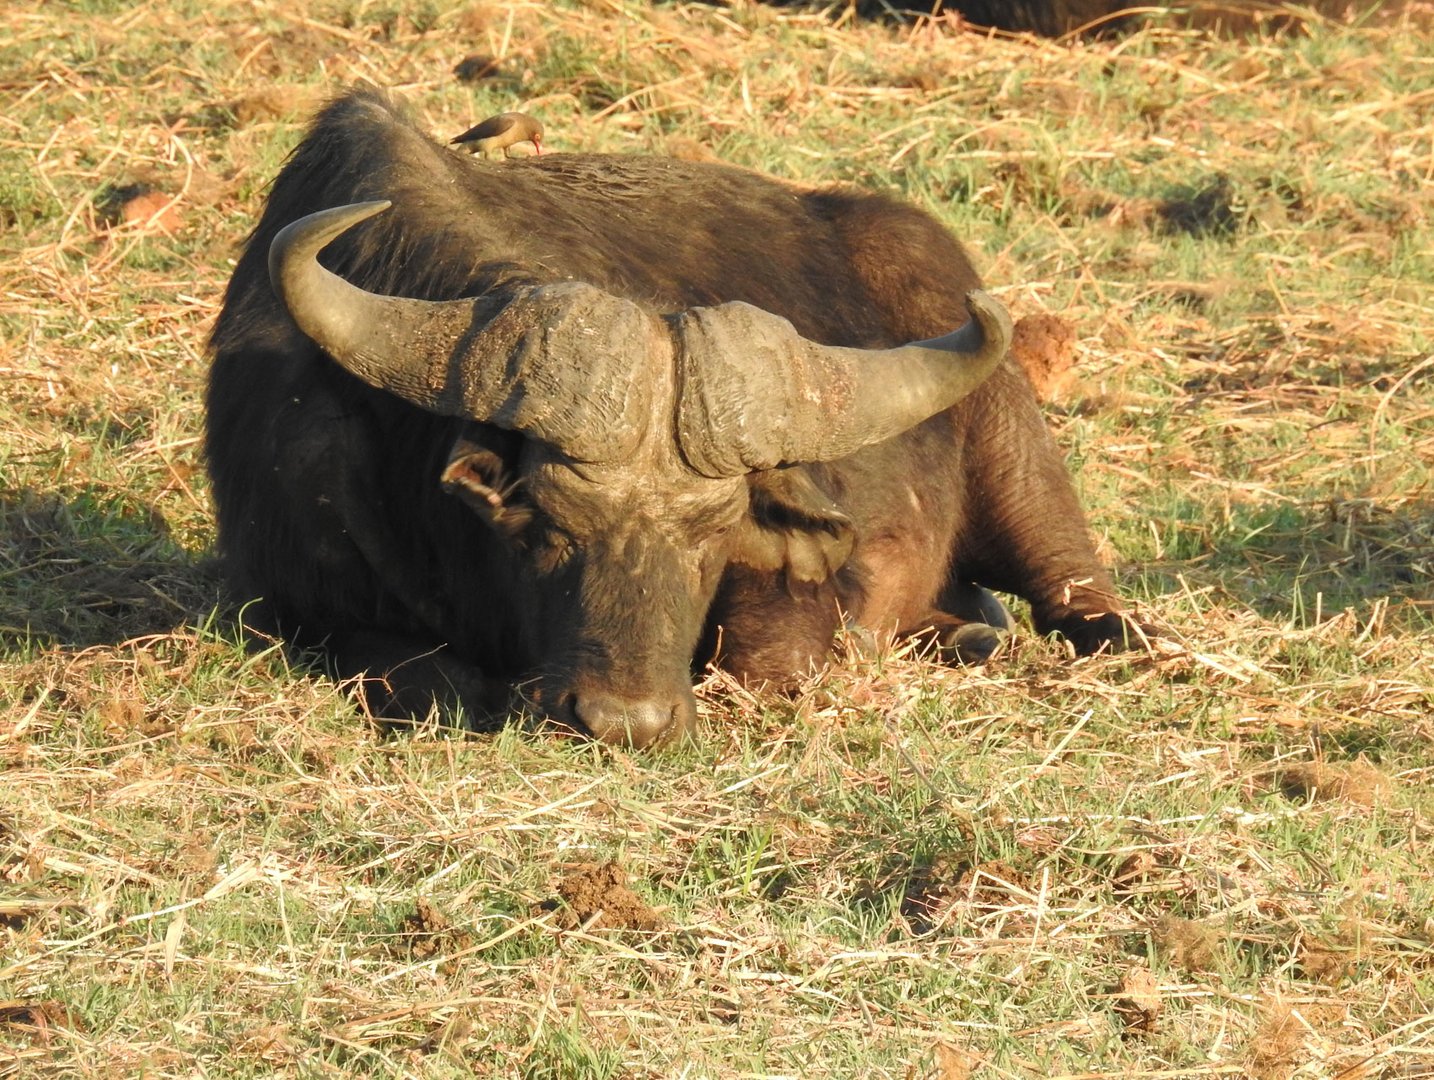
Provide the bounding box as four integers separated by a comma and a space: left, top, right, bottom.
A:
893, 601, 1014, 666
1041, 609, 1154, 655
936, 622, 1010, 665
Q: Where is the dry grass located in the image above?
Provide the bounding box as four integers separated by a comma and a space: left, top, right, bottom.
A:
2, 0, 1433, 1076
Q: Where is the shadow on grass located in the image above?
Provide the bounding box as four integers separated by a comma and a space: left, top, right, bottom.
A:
1135, 495, 1433, 626
0, 487, 221, 652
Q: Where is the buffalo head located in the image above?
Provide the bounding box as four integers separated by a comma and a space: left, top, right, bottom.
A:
267, 201, 1013, 749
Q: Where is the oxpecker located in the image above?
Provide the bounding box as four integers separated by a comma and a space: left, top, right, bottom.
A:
451, 112, 544, 158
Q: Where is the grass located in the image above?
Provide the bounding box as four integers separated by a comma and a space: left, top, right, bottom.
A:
2, 0, 1433, 1076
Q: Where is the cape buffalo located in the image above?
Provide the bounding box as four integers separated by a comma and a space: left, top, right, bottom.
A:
768, 0, 1362, 36
207, 88, 1140, 749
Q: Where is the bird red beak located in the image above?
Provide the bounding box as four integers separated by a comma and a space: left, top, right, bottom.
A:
533, 136, 542, 155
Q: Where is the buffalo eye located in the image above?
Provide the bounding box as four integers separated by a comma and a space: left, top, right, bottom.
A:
529, 527, 574, 575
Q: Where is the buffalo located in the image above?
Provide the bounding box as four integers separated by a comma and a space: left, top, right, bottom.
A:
769, 0, 1368, 36
207, 88, 1141, 749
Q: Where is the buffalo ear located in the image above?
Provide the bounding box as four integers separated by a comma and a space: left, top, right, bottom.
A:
441, 438, 531, 535
732, 468, 854, 585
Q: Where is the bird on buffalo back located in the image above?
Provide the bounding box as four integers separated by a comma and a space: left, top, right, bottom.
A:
450, 112, 543, 158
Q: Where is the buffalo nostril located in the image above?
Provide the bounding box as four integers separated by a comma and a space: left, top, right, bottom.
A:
573, 693, 693, 750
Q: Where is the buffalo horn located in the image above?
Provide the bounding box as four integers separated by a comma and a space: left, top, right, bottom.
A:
673, 291, 1012, 477
268, 201, 653, 462
271, 202, 1011, 475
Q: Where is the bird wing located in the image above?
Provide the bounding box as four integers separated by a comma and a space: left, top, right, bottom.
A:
450, 113, 516, 146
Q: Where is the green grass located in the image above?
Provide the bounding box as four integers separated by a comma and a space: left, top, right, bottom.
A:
3, 0, 1433, 1076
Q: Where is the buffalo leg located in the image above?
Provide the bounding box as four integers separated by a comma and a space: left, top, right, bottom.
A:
899, 584, 1014, 665
315, 629, 517, 729
958, 365, 1145, 653
941, 581, 1017, 633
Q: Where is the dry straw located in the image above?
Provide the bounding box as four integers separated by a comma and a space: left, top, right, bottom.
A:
1, 0, 1432, 1076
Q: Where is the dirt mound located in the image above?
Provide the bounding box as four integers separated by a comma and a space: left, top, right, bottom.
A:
1010, 313, 1077, 403
538, 862, 663, 932
1275, 759, 1391, 805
